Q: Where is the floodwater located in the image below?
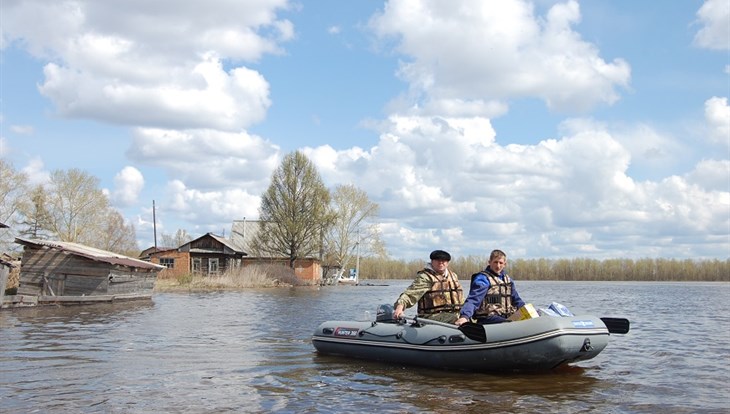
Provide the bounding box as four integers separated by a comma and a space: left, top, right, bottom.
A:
1, 281, 728, 413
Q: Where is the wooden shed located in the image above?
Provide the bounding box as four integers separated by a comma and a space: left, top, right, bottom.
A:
0, 257, 12, 309
7, 237, 165, 308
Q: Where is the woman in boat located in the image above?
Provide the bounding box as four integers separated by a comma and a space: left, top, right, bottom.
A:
455, 249, 526, 325
392, 250, 464, 324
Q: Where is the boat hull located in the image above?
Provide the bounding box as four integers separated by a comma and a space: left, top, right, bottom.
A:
312, 315, 610, 372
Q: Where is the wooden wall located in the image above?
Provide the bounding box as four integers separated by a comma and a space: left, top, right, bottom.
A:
17, 246, 157, 297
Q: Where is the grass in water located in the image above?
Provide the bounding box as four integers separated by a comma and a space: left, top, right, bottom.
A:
154, 264, 305, 292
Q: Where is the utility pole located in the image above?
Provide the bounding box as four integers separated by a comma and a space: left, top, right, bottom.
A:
153, 200, 158, 250
355, 229, 360, 285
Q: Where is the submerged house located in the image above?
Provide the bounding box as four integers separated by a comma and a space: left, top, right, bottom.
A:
147, 233, 247, 279
5, 237, 165, 308
144, 222, 323, 285
179, 232, 247, 276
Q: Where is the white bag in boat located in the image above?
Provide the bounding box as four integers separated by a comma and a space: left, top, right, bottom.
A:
548, 302, 574, 317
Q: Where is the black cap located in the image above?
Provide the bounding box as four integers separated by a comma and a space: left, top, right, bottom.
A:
429, 250, 451, 261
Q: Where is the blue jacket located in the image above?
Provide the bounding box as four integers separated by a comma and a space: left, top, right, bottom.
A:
459, 267, 525, 324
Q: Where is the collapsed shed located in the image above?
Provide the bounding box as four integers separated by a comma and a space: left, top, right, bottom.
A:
5, 237, 165, 308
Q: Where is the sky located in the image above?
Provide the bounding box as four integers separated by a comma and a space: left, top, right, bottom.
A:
1, 0, 728, 261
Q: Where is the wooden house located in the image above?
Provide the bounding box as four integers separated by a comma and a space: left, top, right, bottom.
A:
231, 219, 323, 284
147, 232, 247, 278
6, 237, 165, 308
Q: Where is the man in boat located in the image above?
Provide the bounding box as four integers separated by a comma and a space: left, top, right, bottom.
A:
392, 250, 464, 324
455, 249, 526, 325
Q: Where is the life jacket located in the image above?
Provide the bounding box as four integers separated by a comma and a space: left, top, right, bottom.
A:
472, 270, 517, 318
416, 268, 464, 317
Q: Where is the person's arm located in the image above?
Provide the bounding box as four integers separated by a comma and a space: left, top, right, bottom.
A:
392, 273, 432, 319
511, 281, 525, 309
455, 275, 489, 325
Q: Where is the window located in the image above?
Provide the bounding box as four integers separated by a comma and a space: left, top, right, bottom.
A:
160, 258, 175, 269
209, 258, 219, 276
192, 258, 202, 274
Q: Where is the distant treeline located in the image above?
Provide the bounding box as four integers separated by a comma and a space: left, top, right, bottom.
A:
359, 256, 730, 282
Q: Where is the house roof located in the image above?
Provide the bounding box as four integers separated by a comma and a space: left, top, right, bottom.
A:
15, 237, 165, 271
179, 232, 247, 255
208, 233, 246, 253
231, 219, 270, 257
139, 246, 177, 259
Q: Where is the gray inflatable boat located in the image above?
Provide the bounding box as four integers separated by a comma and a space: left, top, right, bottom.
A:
312, 311, 629, 372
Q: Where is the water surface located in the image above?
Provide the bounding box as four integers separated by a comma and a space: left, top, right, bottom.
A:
1, 281, 728, 413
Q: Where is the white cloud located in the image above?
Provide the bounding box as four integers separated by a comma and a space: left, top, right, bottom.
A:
127, 128, 280, 192
2, 1, 293, 60
39, 54, 271, 130
693, 0, 730, 50
125, 127, 278, 238
111, 166, 144, 207
704, 96, 730, 148
2, 0, 288, 130
10, 125, 34, 135
369, 0, 631, 115
685, 159, 730, 192
161, 179, 261, 235
564, 118, 687, 179
306, 112, 728, 259
21, 157, 50, 186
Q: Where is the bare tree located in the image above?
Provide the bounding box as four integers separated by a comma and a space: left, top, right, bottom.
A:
17, 185, 53, 240
0, 160, 29, 251
253, 151, 332, 268
43, 168, 110, 244
324, 184, 385, 278
160, 229, 193, 248
97, 209, 139, 256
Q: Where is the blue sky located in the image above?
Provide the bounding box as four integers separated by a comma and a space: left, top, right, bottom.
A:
1, 0, 728, 261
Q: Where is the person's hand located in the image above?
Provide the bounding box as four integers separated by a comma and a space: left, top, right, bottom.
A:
393, 307, 403, 320
455, 317, 468, 326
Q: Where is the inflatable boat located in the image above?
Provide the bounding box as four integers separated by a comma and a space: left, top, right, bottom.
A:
311, 310, 629, 372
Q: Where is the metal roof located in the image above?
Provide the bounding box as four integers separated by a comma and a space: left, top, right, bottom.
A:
14, 237, 165, 271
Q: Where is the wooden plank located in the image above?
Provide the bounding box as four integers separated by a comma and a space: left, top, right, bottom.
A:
107, 280, 155, 295
0, 266, 8, 306
38, 293, 152, 303
64, 274, 108, 296
109, 274, 139, 283
1, 294, 39, 308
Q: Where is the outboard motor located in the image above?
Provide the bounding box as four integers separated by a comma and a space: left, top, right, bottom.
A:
376, 303, 395, 322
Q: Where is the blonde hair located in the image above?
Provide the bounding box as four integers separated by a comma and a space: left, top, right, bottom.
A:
489, 249, 507, 261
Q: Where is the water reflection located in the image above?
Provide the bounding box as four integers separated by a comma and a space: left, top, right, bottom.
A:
305, 353, 602, 412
